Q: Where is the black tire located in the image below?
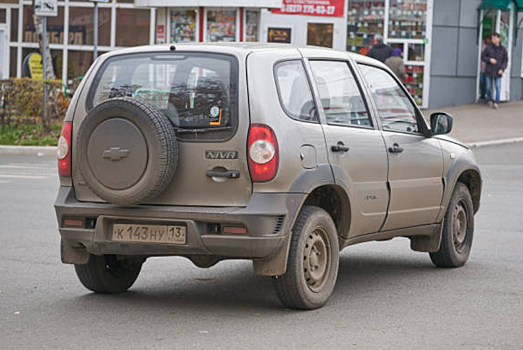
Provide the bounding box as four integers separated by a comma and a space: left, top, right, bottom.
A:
74, 255, 143, 294
272, 206, 339, 310
430, 183, 474, 267
76, 97, 178, 205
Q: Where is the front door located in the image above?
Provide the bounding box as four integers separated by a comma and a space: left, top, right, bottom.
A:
358, 63, 444, 232
307, 59, 389, 236
477, 5, 514, 101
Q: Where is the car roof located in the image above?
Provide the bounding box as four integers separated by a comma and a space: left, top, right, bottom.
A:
99, 43, 386, 67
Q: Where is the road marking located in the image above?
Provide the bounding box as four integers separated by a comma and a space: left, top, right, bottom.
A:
0, 174, 49, 179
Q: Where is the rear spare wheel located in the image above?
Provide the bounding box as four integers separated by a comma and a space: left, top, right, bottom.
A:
76, 97, 178, 205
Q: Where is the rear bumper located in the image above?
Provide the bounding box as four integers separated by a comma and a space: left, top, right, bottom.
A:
55, 186, 304, 260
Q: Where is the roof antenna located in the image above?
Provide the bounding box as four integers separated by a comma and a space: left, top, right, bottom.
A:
170, 45, 176, 52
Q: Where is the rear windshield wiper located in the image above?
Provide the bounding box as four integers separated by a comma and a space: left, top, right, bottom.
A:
174, 126, 232, 133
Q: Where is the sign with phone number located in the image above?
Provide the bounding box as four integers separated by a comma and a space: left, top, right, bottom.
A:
271, 0, 345, 17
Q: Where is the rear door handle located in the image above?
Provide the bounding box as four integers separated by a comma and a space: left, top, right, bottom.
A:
206, 170, 240, 179
331, 143, 350, 153
388, 143, 404, 154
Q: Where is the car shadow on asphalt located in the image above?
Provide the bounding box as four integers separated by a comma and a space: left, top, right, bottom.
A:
70, 250, 447, 313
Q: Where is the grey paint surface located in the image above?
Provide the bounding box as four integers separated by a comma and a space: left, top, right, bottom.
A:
459, 0, 482, 28
1, 144, 522, 349
457, 28, 479, 77
430, 27, 459, 76
432, 0, 460, 26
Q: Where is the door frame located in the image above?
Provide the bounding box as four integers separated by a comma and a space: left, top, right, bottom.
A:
476, 4, 514, 102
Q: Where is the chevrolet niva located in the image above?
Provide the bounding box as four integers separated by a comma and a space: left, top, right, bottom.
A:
55, 43, 481, 310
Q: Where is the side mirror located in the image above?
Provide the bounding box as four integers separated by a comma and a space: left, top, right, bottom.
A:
430, 112, 453, 136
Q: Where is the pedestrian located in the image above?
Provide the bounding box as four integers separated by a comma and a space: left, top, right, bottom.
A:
366, 34, 393, 63
481, 32, 508, 109
479, 35, 492, 100
385, 48, 406, 81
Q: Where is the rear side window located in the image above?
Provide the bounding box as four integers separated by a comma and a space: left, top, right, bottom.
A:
88, 52, 238, 140
274, 60, 318, 123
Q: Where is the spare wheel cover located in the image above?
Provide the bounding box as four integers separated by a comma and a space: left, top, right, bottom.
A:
76, 97, 178, 205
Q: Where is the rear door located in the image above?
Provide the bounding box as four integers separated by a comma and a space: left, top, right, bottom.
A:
73, 50, 253, 206
357, 63, 444, 231
305, 56, 389, 236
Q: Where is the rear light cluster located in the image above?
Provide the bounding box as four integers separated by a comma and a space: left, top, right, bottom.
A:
247, 124, 279, 182
57, 121, 72, 177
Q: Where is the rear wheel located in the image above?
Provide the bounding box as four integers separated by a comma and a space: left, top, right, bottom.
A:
430, 183, 474, 267
272, 206, 339, 310
74, 255, 143, 294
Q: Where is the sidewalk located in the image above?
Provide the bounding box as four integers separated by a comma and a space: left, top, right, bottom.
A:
424, 100, 523, 145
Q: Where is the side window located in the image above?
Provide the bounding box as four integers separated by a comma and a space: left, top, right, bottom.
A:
358, 64, 420, 134
309, 60, 371, 127
274, 60, 318, 122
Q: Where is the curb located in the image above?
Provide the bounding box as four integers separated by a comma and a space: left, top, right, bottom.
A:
465, 137, 523, 149
0, 145, 57, 157
0, 137, 522, 157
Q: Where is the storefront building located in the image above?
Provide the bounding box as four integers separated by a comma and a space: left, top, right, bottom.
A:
1, 0, 522, 108
260, 0, 523, 108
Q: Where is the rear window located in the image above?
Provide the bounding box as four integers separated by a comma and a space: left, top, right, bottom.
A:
87, 52, 238, 140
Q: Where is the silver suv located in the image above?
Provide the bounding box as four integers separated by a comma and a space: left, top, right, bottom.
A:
55, 44, 482, 310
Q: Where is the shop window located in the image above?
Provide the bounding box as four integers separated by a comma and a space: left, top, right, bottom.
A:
10, 9, 18, 42
20, 48, 62, 79
309, 60, 371, 127
23, 5, 65, 44
0, 9, 6, 24
170, 10, 197, 43
206, 10, 236, 42
388, 0, 427, 39
407, 43, 424, 62
347, 0, 385, 54
245, 10, 259, 42
69, 7, 110, 46
403, 65, 424, 106
307, 23, 333, 48
66, 50, 93, 83
274, 60, 318, 122
116, 9, 150, 47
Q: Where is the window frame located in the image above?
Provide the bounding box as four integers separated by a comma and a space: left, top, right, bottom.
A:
273, 58, 320, 125
85, 51, 240, 143
356, 62, 430, 137
307, 58, 375, 130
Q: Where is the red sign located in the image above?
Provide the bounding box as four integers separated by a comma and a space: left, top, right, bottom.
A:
271, 0, 345, 17
156, 25, 165, 44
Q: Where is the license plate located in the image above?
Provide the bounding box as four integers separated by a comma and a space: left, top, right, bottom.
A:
112, 224, 187, 245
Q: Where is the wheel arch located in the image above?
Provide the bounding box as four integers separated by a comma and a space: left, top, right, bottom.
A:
456, 169, 482, 214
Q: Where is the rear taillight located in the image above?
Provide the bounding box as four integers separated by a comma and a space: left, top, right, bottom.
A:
247, 124, 279, 182
57, 121, 72, 177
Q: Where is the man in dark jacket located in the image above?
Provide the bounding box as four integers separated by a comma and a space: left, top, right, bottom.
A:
481, 33, 508, 109
367, 34, 393, 63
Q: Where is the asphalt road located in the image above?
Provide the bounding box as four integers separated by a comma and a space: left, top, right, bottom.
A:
1, 144, 522, 350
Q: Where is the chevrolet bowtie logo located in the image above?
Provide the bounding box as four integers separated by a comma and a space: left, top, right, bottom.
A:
102, 147, 130, 161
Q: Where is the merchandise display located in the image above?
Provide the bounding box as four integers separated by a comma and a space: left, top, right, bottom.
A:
403, 65, 424, 106
245, 10, 259, 42
207, 10, 237, 42
388, 0, 427, 39
170, 10, 197, 43
346, 0, 385, 54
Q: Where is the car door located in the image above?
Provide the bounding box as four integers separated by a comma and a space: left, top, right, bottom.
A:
357, 63, 444, 231
306, 58, 389, 236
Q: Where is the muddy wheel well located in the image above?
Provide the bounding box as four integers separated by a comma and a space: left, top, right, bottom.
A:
302, 185, 351, 238
457, 170, 482, 213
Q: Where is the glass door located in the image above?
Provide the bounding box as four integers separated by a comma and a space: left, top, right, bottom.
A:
477, 5, 514, 102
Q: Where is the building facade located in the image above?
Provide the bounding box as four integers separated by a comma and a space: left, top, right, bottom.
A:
0, 0, 522, 109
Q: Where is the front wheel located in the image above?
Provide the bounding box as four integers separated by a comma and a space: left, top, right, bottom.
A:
272, 206, 339, 310
74, 254, 143, 294
430, 183, 474, 267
